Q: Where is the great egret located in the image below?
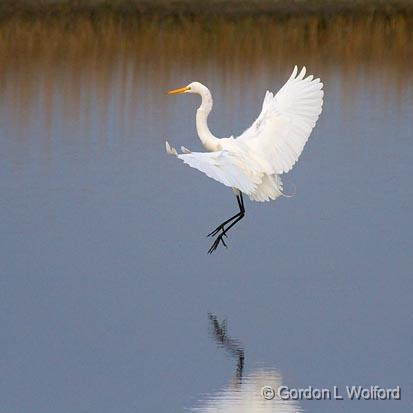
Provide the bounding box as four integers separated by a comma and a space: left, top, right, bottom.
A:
166, 66, 323, 253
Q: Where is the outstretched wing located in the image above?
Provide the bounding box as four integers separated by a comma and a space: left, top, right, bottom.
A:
237, 66, 324, 174
165, 142, 261, 194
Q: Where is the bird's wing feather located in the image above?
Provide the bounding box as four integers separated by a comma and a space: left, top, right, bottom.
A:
166, 142, 261, 194
236, 66, 324, 174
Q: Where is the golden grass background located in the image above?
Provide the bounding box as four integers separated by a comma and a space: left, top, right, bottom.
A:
1, 10, 411, 129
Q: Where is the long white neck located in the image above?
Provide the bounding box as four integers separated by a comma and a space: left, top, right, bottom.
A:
195, 88, 219, 151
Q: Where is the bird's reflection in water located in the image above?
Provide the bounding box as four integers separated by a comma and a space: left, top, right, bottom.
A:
190, 314, 301, 413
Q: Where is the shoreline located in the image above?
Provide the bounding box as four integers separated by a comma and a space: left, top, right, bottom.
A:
1, 0, 413, 20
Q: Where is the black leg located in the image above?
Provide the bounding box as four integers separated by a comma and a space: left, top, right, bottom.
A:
221, 210, 245, 233
208, 193, 246, 254
207, 210, 240, 238
207, 194, 244, 238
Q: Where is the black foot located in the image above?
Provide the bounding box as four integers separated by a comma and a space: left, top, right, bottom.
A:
208, 232, 228, 254
207, 224, 228, 238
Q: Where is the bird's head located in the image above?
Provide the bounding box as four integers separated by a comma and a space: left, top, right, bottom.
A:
167, 81, 208, 96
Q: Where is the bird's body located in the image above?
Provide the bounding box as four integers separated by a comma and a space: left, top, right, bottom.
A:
166, 66, 323, 252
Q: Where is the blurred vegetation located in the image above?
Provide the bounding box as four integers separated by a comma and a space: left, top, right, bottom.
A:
0, 0, 413, 20
1, 0, 411, 109
1, 0, 411, 77
2, 7, 411, 63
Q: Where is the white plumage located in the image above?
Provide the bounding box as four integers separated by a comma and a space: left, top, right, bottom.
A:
166, 66, 323, 252
166, 66, 323, 202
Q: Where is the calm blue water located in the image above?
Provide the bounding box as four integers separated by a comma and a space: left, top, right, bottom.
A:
1, 45, 412, 413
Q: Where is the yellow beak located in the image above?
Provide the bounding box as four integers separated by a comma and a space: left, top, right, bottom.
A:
167, 86, 190, 95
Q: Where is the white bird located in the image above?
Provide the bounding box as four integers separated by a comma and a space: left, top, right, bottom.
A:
166, 66, 323, 253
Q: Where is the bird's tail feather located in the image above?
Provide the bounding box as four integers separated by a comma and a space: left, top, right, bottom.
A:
248, 174, 290, 202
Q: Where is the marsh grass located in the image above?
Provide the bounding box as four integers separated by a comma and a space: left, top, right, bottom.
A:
1, 11, 411, 124
2, 13, 411, 65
